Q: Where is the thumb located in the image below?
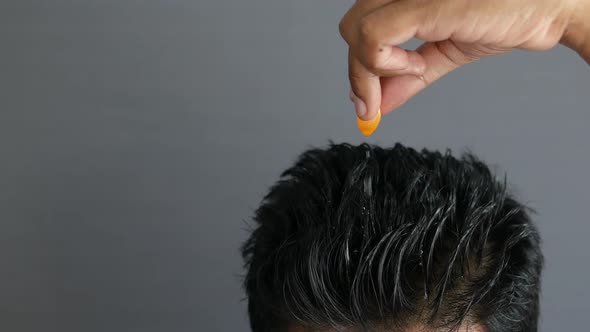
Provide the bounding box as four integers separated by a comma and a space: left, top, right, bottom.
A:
380, 40, 480, 114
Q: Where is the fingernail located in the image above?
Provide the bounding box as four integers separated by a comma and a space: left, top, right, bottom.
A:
349, 90, 367, 118
356, 109, 381, 136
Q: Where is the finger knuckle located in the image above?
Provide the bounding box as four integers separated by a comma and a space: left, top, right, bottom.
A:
338, 18, 348, 40
358, 17, 377, 44
348, 64, 377, 84
348, 67, 368, 84
536, 27, 563, 50
339, 14, 354, 43
348, 67, 364, 82
435, 40, 476, 66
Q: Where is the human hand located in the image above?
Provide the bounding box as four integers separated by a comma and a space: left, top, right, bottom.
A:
339, 0, 590, 134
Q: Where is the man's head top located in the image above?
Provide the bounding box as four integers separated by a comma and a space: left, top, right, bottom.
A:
242, 143, 542, 332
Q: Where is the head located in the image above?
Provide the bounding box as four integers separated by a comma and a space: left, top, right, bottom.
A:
242, 143, 543, 332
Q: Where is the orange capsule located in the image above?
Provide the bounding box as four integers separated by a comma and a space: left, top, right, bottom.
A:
356, 109, 381, 136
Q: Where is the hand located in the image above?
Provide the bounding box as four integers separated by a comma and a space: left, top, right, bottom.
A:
339, 0, 590, 123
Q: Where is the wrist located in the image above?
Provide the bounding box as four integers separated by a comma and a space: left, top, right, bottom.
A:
562, 0, 590, 63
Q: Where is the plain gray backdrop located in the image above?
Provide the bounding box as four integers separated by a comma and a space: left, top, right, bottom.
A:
1, 1, 589, 331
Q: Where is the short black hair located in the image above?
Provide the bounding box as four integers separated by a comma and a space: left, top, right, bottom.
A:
242, 143, 543, 332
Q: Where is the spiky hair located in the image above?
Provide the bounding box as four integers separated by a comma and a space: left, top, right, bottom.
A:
242, 143, 543, 332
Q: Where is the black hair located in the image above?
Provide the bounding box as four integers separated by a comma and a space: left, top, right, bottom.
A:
242, 143, 543, 332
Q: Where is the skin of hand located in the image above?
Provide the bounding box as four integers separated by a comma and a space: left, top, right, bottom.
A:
339, 0, 590, 122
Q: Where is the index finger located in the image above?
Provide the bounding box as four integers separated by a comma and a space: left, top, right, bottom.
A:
349, 49, 382, 122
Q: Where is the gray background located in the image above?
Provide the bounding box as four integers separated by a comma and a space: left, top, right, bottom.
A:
1, 1, 589, 331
